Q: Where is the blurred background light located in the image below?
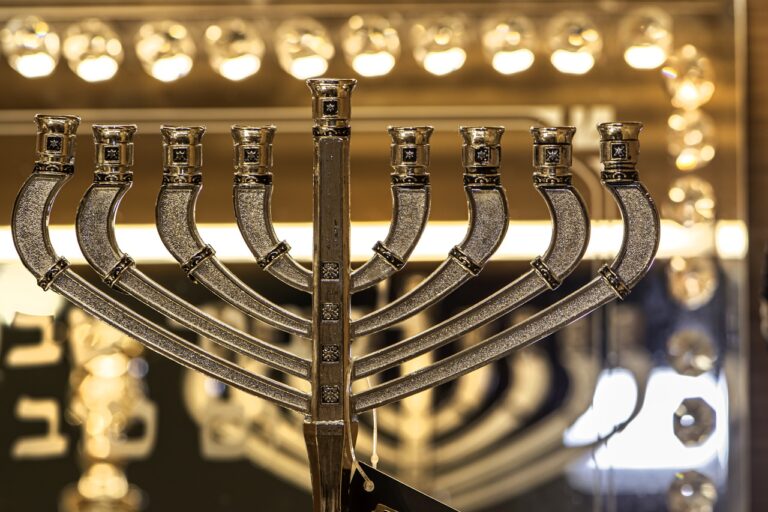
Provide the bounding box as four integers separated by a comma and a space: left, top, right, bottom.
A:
1, 15, 60, 78
547, 12, 602, 75
662, 45, 716, 110
135, 20, 195, 82
274, 17, 335, 80
620, 7, 673, 70
481, 14, 536, 75
667, 109, 717, 171
63, 19, 123, 82
664, 175, 716, 226
342, 15, 400, 78
411, 15, 468, 76
204, 18, 264, 81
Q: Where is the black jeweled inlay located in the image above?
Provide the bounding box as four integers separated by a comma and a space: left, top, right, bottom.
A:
243, 147, 260, 164
322, 99, 339, 116
401, 147, 418, 163
531, 256, 561, 289
46, 136, 63, 152
474, 146, 491, 164
373, 241, 405, 270
599, 265, 631, 299
172, 147, 189, 164
257, 241, 290, 269
544, 147, 560, 164
37, 257, 69, 291
449, 246, 482, 276
611, 142, 628, 160
103, 145, 121, 162
104, 254, 135, 288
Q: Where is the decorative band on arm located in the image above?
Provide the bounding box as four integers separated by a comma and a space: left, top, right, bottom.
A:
533, 173, 573, 188
463, 173, 501, 188
600, 170, 640, 184
373, 241, 405, 270
449, 246, 482, 276
257, 241, 291, 269
95, 172, 133, 183
182, 245, 215, 280
162, 174, 202, 185
391, 174, 429, 187
599, 265, 631, 299
531, 256, 561, 289
103, 254, 136, 288
37, 257, 70, 290
234, 173, 272, 186
34, 162, 75, 175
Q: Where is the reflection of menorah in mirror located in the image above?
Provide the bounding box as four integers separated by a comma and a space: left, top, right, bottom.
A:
13, 78, 659, 512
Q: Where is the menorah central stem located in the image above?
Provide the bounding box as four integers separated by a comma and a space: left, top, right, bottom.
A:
303, 78, 357, 512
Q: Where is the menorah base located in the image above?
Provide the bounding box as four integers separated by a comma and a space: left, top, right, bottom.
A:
304, 420, 355, 512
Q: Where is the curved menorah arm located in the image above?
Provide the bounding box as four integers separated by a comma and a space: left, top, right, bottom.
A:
75, 125, 311, 379
350, 126, 433, 293
351, 127, 509, 337
155, 126, 312, 338
12, 115, 310, 414
231, 125, 313, 292
354, 127, 589, 379
353, 122, 660, 413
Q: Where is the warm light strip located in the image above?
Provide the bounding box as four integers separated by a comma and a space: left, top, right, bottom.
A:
0, 220, 746, 265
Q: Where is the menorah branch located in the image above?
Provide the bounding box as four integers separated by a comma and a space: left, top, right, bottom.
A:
232, 124, 314, 292
351, 127, 508, 338
353, 128, 589, 379
154, 126, 312, 338
353, 123, 659, 413
74, 127, 311, 378
12, 82, 661, 512
349, 126, 433, 293
12, 127, 310, 412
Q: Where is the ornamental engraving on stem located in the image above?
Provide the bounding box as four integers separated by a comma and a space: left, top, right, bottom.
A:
321, 303, 341, 322
320, 262, 340, 280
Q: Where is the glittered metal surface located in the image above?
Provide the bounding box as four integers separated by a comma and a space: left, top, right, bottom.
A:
156, 182, 312, 337
353, 180, 659, 412
76, 182, 310, 377
350, 185, 430, 293
13, 171, 310, 413
351, 186, 508, 337
352, 184, 589, 379
235, 183, 313, 291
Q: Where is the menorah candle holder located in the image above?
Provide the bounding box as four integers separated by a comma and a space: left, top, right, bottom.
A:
12, 78, 659, 512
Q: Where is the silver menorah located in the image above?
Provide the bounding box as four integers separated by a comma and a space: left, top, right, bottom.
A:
11, 77, 659, 512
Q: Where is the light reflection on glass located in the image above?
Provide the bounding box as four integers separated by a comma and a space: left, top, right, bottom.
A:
620, 7, 673, 70
667, 109, 717, 171
63, 19, 123, 82
1, 15, 60, 78
481, 14, 536, 75
135, 20, 196, 82
342, 15, 400, 77
662, 45, 716, 110
275, 17, 335, 79
204, 18, 264, 81
411, 15, 468, 76
547, 12, 602, 75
